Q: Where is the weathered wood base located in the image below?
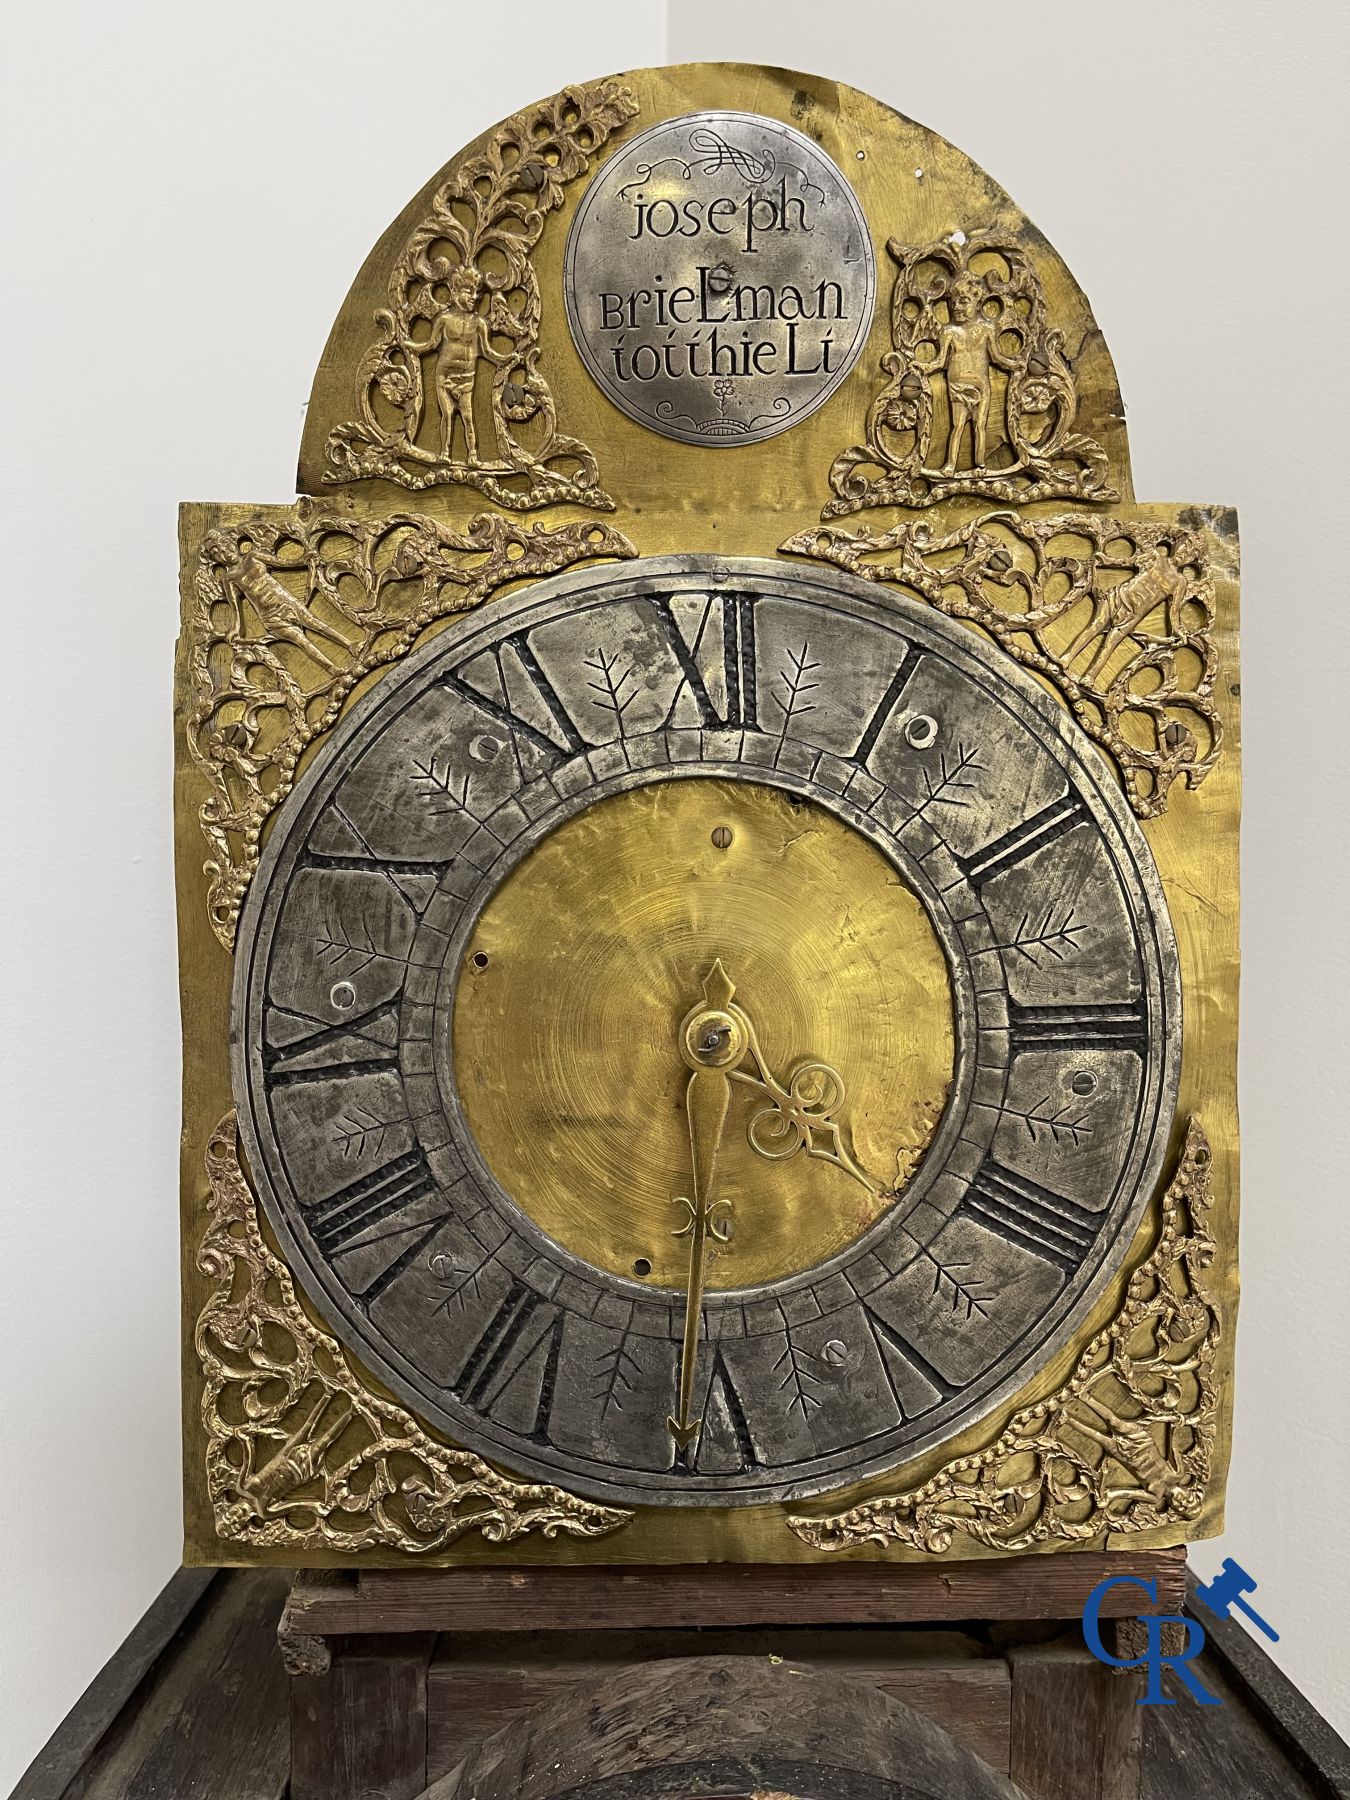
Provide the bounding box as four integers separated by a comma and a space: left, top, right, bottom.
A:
426, 1656, 1029, 1799
281, 1548, 1188, 1645
15, 1564, 1338, 1799
426, 1625, 1018, 1778
283, 1553, 1188, 1800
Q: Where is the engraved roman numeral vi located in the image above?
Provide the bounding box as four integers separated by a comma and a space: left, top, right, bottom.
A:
689, 1346, 761, 1473
958, 1159, 1099, 1274
862, 1302, 961, 1409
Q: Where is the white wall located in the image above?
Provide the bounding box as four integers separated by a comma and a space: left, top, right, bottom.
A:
0, 4, 666, 1789
2, 0, 1347, 1783
668, 0, 1350, 1735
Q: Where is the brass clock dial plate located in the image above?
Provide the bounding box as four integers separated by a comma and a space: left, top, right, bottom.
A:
454, 776, 954, 1291
232, 555, 1180, 1506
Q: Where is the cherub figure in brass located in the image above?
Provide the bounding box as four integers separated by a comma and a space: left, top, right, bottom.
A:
824, 230, 1115, 514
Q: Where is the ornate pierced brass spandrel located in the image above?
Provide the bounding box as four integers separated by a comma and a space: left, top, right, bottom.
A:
825, 230, 1116, 516
197, 1112, 631, 1553
183, 507, 637, 949
321, 80, 638, 509
780, 510, 1222, 817
787, 1119, 1218, 1553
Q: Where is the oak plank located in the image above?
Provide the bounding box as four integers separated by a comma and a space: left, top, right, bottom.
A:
423, 1653, 1025, 1799
1142, 1653, 1331, 1800
10, 1568, 217, 1800
1009, 1636, 1143, 1800
290, 1634, 435, 1800
63, 1568, 290, 1800
285, 1548, 1187, 1638
1183, 1570, 1350, 1796
425, 1626, 1011, 1776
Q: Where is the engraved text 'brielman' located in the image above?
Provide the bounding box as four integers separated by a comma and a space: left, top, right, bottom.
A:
565, 112, 875, 446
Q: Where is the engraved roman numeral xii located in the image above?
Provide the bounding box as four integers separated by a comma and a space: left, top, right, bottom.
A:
648, 592, 759, 730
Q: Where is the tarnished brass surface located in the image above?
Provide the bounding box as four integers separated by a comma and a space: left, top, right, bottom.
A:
178, 61, 1240, 1564
183, 508, 635, 947
782, 509, 1225, 818
299, 64, 1135, 514
453, 778, 952, 1291
198, 1112, 631, 1551
664, 955, 892, 1452
788, 1118, 1218, 1552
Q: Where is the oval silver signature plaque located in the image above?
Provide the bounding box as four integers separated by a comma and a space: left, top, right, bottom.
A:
564, 111, 876, 447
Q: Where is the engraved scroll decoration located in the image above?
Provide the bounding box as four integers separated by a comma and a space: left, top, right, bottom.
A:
184, 508, 637, 949
198, 1112, 631, 1553
788, 1120, 1218, 1553
323, 80, 638, 509
781, 511, 1221, 816
825, 230, 1116, 515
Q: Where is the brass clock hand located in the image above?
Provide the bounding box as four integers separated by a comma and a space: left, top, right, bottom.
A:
666, 958, 883, 1452
667, 959, 744, 1451
729, 1039, 876, 1196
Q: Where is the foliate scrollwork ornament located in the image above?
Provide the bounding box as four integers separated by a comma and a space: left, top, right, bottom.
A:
323, 80, 639, 508
184, 507, 637, 948
787, 1119, 1218, 1554
781, 510, 1221, 816
824, 230, 1116, 515
197, 1112, 631, 1553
